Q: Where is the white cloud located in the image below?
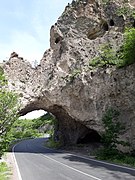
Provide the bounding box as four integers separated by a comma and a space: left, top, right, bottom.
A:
0, 0, 72, 63
11, 31, 47, 61
19, 110, 46, 119
0, 30, 49, 63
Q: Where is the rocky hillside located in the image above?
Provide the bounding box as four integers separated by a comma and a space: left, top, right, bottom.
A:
3, 0, 135, 151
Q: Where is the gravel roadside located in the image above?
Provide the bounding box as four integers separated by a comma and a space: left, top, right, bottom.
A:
6, 152, 20, 180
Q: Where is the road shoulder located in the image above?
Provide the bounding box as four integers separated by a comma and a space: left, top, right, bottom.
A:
6, 152, 20, 180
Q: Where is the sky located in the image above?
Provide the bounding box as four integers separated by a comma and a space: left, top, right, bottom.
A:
0, 0, 71, 119
19, 110, 46, 119
0, 0, 71, 63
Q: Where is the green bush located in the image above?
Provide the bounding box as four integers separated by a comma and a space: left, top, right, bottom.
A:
97, 150, 135, 167
117, 6, 135, 19
46, 137, 62, 149
98, 108, 129, 159
101, 108, 122, 150
96, 108, 135, 167
8, 113, 55, 142
0, 162, 10, 180
89, 28, 135, 68
89, 44, 118, 68
9, 118, 42, 140
119, 28, 135, 67
65, 69, 81, 83
32, 113, 55, 130
0, 67, 19, 157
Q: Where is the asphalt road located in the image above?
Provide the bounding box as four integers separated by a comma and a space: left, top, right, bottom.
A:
13, 138, 135, 180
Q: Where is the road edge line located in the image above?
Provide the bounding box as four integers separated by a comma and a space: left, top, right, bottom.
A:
41, 153, 102, 180
12, 144, 23, 180
66, 153, 135, 171
43, 142, 135, 171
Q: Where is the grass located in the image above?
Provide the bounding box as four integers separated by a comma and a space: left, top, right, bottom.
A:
89, 28, 135, 69
100, 156, 135, 168
96, 149, 135, 168
112, 155, 135, 167
0, 162, 10, 180
45, 138, 62, 149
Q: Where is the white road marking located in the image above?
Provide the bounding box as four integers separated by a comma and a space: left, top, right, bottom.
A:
66, 153, 135, 172
41, 154, 102, 180
11, 138, 135, 180
12, 144, 23, 180
42, 145, 135, 171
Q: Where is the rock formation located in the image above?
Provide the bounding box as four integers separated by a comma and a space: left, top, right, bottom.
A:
3, 0, 135, 151
9, 52, 23, 60
9, 52, 18, 59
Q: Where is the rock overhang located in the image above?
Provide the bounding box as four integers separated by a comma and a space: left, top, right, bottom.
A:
2, 0, 135, 149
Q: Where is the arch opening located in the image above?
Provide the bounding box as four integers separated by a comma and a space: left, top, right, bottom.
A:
18, 105, 101, 146
77, 129, 101, 144
10, 109, 55, 142
19, 109, 46, 119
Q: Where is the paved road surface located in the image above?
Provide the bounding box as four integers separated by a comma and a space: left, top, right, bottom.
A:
13, 138, 135, 180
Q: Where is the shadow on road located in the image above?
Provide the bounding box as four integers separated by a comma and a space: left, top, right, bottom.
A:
62, 154, 135, 180
12, 138, 135, 180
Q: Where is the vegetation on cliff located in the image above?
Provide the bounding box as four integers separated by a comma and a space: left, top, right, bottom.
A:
89, 28, 135, 68
120, 28, 135, 66
97, 108, 135, 167
0, 67, 55, 157
0, 67, 18, 157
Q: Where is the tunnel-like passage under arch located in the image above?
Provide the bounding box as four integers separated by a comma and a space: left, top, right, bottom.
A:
19, 102, 101, 146
77, 129, 101, 144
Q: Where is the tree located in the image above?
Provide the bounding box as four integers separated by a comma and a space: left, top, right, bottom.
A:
0, 67, 18, 156
100, 108, 129, 158
121, 28, 135, 66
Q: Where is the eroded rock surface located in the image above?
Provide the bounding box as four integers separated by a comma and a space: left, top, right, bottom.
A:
3, 0, 135, 150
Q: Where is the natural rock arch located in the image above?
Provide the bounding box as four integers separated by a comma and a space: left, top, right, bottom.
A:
3, 0, 135, 150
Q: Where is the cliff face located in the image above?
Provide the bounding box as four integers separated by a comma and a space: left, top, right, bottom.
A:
3, 0, 135, 150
